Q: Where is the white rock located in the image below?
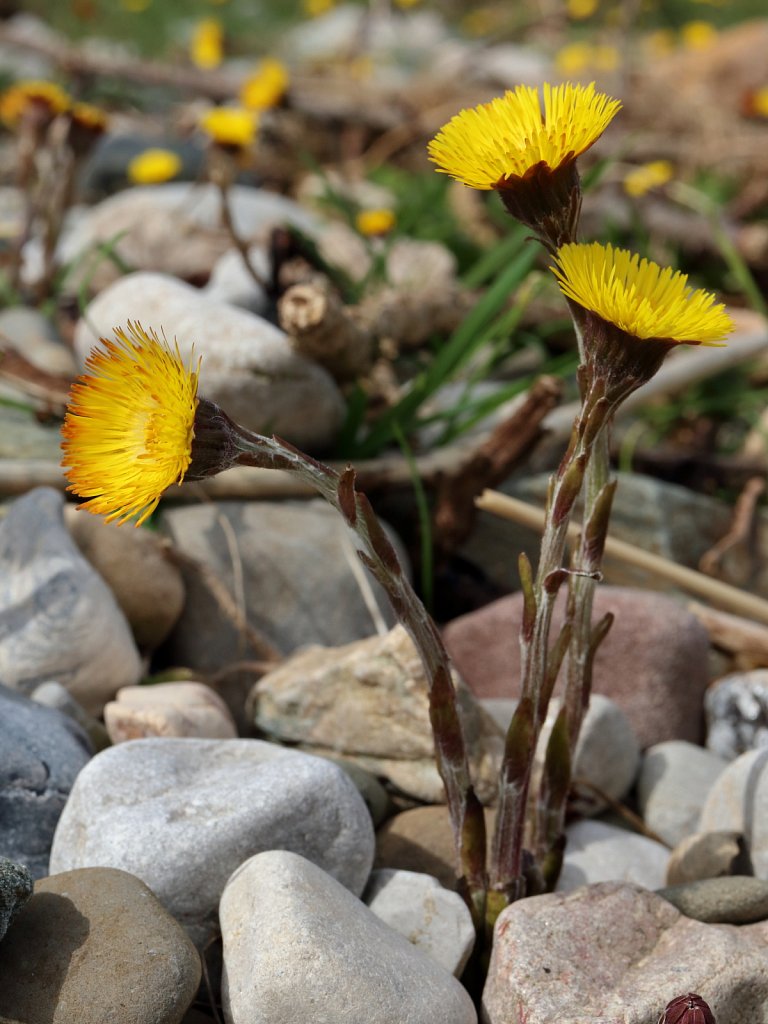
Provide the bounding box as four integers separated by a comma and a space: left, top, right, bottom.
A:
49, 738, 375, 947
220, 850, 477, 1024
203, 245, 270, 312
364, 868, 475, 977
103, 681, 237, 742
699, 749, 768, 879
638, 741, 728, 847
74, 272, 345, 448
557, 819, 670, 893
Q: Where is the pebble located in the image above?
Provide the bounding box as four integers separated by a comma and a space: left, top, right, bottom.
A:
0, 307, 76, 376
0, 858, 33, 944
443, 585, 710, 748
203, 244, 270, 313
483, 881, 768, 1023
556, 819, 670, 893
322, 757, 392, 828
30, 681, 110, 753
638, 741, 728, 847
363, 868, 475, 977
666, 831, 749, 886
249, 624, 503, 804
705, 670, 768, 761
375, 806, 466, 890
0, 488, 142, 716
49, 738, 375, 947
699, 748, 768, 879
75, 273, 345, 449
0, 685, 92, 878
220, 850, 477, 1024
104, 681, 238, 743
64, 505, 186, 651
657, 876, 768, 925
0, 867, 200, 1023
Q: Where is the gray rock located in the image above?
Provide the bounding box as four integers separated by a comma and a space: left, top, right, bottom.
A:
203, 245, 269, 312
0, 404, 65, 461
249, 624, 503, 804
658, 876, 768, 924
699, 748, 768, 879
74, 272, 344, 449
667, 830, 749, 885
482, 881, 768, 1023
363, 868, 475, 977
0, 685, 92, 878
30, 681, 110, 753
557, 819, 670, 893
81, 134, 205, 197
220, 850, 477, 1024
0, 308, 76, 375
322, 756, 392, 828
0, 859, 33, 943
0, 867, 200, 1024
705, 670, 768, 760
0, 487, 142, 715
49, 738, 375, 947
638, 741, 728, 847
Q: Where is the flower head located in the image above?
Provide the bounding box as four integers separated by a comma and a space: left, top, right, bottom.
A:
623, 160, 673, 197
61, 323, 199, 526
0, 79, 69, 129
427, 82, 621, 191
66, 102, 109, 155
190, 18, 224, 70
356, 208, 396, 236
239, 58, 289, 111
551, 242, 733, 345
128, 147, 182, 184
200, 106, 258, 150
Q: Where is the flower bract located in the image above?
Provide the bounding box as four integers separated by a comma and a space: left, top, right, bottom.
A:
61, 323, 199, 526
551, 242, 734, 345
427, 82, 621, 191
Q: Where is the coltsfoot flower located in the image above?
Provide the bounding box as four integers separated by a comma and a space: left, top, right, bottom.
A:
0, 79, 69, 129
128, 148, 182, 185
239, 58, 289, 111
200, 106, 258, 151
61, 323, 199, 526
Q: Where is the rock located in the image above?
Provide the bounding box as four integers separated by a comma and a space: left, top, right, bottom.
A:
385, 239, 457, 293
74, 273, 345, 448
0, 859, 33, 944
104, 681, 237, 742
202, 244, 269, 312
363, 868, 475, 977
667, 831, 749, 886
249, 624, 503, 804
0, 487, 142, 715
638, 741, 728, 847
0, 867, 200, 1023
473, 43, 551, 89
30, 681, 110, 753
322, 757, 392, 828
64, 505, 186, 650
0, 307, 76, 375
0, 404, 62, 461
482, 881, 768, 1023
557, 819, 670, 893
0, 685, 92, 878
705, 670, 768, 761
699, 749, 768, 879
81, 134, 205, 197
443, 586, 710, 748
219, 850, 477, 1024
658, 876, 768, 925
49, 738, 375, 947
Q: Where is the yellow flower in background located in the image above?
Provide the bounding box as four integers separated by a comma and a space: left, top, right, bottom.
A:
127, 148, 182, 185
61, 323, 200, 526
428, 82, 621, 191
191, 18, 224, 70
592, 45, 619, 71
551, 242, 734, 345
554, 42, 593, 76
356, 208, 396, 236
680, 20, 717, 50
461, 7, 499, 37
394, 0, 422, 8
121, 0, 152, 11
70, 102, 108, 134
623, 160, 673, 197
567, 0, 598, 19
303, 0, 335, 16
0, 79, 69, 128
744, 87, 768, 119
200, 106, 258, 149
643, 28, 675, 58
239, 59, 289, 111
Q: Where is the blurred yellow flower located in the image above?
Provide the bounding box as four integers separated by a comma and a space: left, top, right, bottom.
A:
460, 7, 499, 37
239, 59, 289, 111
303, 0, 335, 16
394, 0, 422, 8
623, 160, 673, 197
121, 0, 152, 10
643, 29, 675, 58
61, 323, 200, 526
356, 208, 396, 236
680, 20, 718, 50
0, 79, 69, 128
127, 148, 182, 185
745, 87, 768, 119
200, 106, 258, 149
592, 45, 619, 71
567, 0, 598, 19
70, 102, 108, 133
428, 82, 621, 191
552, 242, 733, 345
554, 42, 593, 76
191, 18, 224, 70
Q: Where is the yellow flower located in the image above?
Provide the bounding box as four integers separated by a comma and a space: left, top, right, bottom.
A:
623, 159, 673, 197
200, 106, 258, 149
61, 323, 199, 526
643, 28, 675, 58
127, 148, 182, 185
121, 0, 152, 10
680, 20, 717, 50
427, 82, 621, 191
70, 102, 108, 134
567, 0, 598, 19
744, 87, 768, 119
190, 18, 224, 70
356, 208, 396, 236
551, 242, 734, 345
394, 0, 421, 8
303, 0, 335, 16
239, 59, 289, 111
554, 42, 593, 76
592, 44, 619, 71
460, 7, 499, 37
0, 79, 69, 128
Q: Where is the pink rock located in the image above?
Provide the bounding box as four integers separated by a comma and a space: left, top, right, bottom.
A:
482, 882, 768, 1023
443, 587, 709, 748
